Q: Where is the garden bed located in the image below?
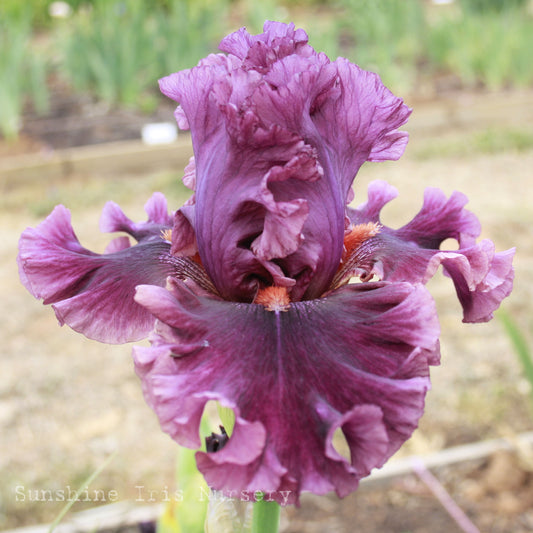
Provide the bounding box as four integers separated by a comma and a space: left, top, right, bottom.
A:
2, 89, 533, 532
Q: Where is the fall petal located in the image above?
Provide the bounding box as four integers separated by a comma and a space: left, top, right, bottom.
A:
440, 242, 515, 322
345, 180, 515, 322
17, 203, 178, 343
99, 192, 173, 242
133, 278, 439, 503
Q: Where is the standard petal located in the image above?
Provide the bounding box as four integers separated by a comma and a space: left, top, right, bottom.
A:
133, 278, 439, 503
344, 180, 515, 322
218, 21, 311, 70
171, 205, 198, 257
160, 24, 412, 302
160, 47, 346, 301
170, 160, 198, 258
162, 55, 334, 300
18, 203, 182, 343
313, 60, 410, 198
252, 51, 410, 208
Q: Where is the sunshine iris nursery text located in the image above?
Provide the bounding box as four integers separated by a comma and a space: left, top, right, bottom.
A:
14, 485, 292, 504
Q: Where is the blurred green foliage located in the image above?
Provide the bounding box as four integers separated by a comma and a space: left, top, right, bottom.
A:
331, 0, 533, 93
333, 0, 427, 93
498, 309, 533, 413
427, 7, 533, 90
0, 11, 49, 139
0, 0, 53, 27
56, 0, 229, 111
459, 0, 529, 13
2, 0, 533, 140
413, 127, 533, 160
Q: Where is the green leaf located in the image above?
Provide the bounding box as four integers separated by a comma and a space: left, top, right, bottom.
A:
48, 452, 117, 533
498, 309, 533, 409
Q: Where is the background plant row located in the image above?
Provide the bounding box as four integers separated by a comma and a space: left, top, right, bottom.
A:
2, 0, 533, 139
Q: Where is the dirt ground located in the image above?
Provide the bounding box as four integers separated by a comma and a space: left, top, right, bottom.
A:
1, 91, 533, 532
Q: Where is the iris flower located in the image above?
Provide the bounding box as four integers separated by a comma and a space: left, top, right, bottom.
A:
18, 22, 514, 505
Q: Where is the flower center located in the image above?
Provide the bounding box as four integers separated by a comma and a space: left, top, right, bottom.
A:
254, 286, 291, 312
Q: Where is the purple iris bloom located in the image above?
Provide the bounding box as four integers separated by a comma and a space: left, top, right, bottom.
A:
18, 22, 514, 505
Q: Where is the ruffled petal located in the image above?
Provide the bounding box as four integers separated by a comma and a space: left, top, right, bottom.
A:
344, 180, 515, 322
161, 57, 331, 300
255, 54, 411, 204
100, 192, 173, 242
17, 202, 180, 343
158, 22, 411, 302
133, 277, 439, 503
218, 21, 311, 70
313, 59, 410, 199
439, 242, 515, 322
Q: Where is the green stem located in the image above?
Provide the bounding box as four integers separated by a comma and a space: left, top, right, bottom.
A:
212, 405, 280, 532
251, 497, 280, 533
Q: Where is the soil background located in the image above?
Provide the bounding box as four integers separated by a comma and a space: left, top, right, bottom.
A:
1, 89, 533, 532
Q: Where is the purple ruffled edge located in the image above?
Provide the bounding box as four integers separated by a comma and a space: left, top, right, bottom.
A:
346, 180, 515, 322
17, 194, 176, 343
